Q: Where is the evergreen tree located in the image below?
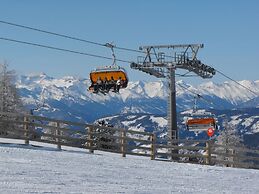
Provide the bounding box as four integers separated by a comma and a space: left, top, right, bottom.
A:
216, 119, 243, 147
0, 63, 23, 113
0, 63, 24, 135
215, 118, 244, 167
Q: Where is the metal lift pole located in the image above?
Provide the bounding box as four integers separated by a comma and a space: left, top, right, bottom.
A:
168, 66, 178, 141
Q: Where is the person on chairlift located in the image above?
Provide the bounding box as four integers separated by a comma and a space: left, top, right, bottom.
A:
96, 77, 103, 92
116, 77, 122, 92
103, 77, 108, 91
109, 76, 116, 91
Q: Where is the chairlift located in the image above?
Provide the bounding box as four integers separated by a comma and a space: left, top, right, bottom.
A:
186, 113, 217, 131
185, 96, 217, 133
88, 43, 128, 94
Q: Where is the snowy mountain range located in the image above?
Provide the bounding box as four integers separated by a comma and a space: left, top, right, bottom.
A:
15, 73, 259, 145
16, 73, 259, 121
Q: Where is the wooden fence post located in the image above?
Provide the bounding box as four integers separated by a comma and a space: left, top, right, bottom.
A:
55, 122, 61, 150
228, 149, 235, 168
206, 141, 212, 165
151, 133, 156, 160
24, 116, 29, 145
87, 126, 94, 153
121, 129, 126, 157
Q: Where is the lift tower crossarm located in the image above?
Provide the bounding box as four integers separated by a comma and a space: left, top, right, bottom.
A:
131, 43, 215, 79
140, 43, 204, 50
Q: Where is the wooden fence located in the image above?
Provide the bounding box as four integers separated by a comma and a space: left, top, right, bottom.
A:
0, 111, 259, 170
210, 143, 259, 169
0, 112, 153, 158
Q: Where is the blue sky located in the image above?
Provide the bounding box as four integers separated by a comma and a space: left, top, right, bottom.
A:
0, 0, 258, 84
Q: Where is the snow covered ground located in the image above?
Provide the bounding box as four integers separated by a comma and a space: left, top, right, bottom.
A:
1, 138, 259, 194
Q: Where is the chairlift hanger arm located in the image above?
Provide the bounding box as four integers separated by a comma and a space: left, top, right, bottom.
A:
104, 42, 118, 67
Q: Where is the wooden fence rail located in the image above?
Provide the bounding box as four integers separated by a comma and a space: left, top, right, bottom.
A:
0, 112, 259, 170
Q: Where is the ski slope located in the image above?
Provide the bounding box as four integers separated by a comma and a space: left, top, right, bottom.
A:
0, 138, 259, 194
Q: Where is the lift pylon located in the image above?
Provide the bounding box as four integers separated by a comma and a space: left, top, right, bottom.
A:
131, 44, 216, 148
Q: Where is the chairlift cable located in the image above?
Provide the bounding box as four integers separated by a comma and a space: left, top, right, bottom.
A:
0, 20, 144, 54
0, 37, 132, 64
0, 20, 176, 58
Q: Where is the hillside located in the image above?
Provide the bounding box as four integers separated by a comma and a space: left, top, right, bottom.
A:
1, 138, 259, 193
95, 108, 259, 146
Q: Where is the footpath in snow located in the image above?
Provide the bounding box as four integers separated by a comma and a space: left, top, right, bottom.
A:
0, 138, 259, 193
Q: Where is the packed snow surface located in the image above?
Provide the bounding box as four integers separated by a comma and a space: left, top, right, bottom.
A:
1, 138, 259, 193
